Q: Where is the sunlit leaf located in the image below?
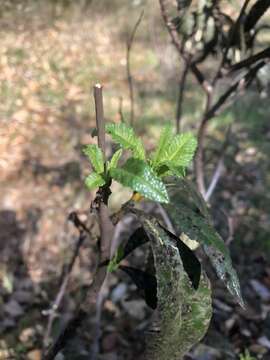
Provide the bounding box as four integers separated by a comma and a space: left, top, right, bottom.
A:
152, 125, 174, 166
85, 172, 105, 190
83, 144, 104, 174
110, 158, 169, 203
108, 149, 123, 171
157, 132, 197, 168
106, 122, 145, 160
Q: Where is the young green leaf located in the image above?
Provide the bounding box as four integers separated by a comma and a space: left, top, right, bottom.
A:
106, 122, 145, 160
108, 149, 122, 171
83, 144, 104, 174
110, 158, 169, 203
158, 132, 197, 168
85, 172, 105, 190
152, 125, 174, 166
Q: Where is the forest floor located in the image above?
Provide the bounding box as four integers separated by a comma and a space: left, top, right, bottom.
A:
0, 1, 270, 359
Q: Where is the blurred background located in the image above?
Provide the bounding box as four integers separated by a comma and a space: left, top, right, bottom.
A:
0, 0, 270, 359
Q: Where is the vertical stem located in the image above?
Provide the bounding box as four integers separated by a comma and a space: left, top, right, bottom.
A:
93, 84, 111, 263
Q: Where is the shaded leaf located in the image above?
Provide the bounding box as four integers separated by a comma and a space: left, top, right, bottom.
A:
119, 265, 157, 309
110, 158, 169, 203
83, 144, 104, 174
161, 225, 201, 290
106, 122, 145, 160
133, 212, 212, 360
85, 172, 105, 190
163, 177, 245, 308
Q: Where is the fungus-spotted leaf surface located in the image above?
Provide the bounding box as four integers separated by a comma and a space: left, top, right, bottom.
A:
163, 177, 245, 308
110, 158, 169, 203
131, 212, 212, 360
106, 122, 145, 160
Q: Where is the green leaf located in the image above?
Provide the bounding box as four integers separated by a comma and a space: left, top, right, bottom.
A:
83, 144, 104, 174
163, 177, 245, 308
131, 211, 212, 359
107, 246, 125, 273
158, 132, 197, 168
110, 158, 169, 203
85, 172, 105, 190
152, 125, 174, 166
108, 149, 122, 171
106, 123, 145, 160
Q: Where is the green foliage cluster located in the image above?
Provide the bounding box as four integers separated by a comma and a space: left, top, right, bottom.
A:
84, 122, 197, 203
83, 123, 244, 359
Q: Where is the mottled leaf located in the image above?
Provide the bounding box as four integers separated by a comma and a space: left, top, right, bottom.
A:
133, 212, 212, 360
110, 158, 169, 203
163, 177, 245, 308
85, 172, 105, 190
83, 144, 104, 174
106, 122, 145, 160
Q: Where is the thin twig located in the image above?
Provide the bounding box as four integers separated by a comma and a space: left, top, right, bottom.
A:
176, 58, 190, 133
126, 10, 144, 126
118, 96, 125, 123
195, 60, 266, 198
158, 0, 212, 94
205, 126, 231, 202
42, 213, 90, 352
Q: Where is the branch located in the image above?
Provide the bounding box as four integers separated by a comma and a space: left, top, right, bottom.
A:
205, 126, 231, 202
158, 0, 212, 94
126, 10, 144, 126
175, 58, 190, 133
42, 213, 91, 352
228, 46, 270, 73
195, 60, 267, 197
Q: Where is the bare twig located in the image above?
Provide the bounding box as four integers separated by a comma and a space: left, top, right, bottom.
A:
195, 60, 266, 198
205, 126, 231, 202
228, 46, 270, 73
42, 213, 91, 352
213, 0, 251, 84
176, 58, 190, 133
118, 96, 125, 123
126, 10, 144, 126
